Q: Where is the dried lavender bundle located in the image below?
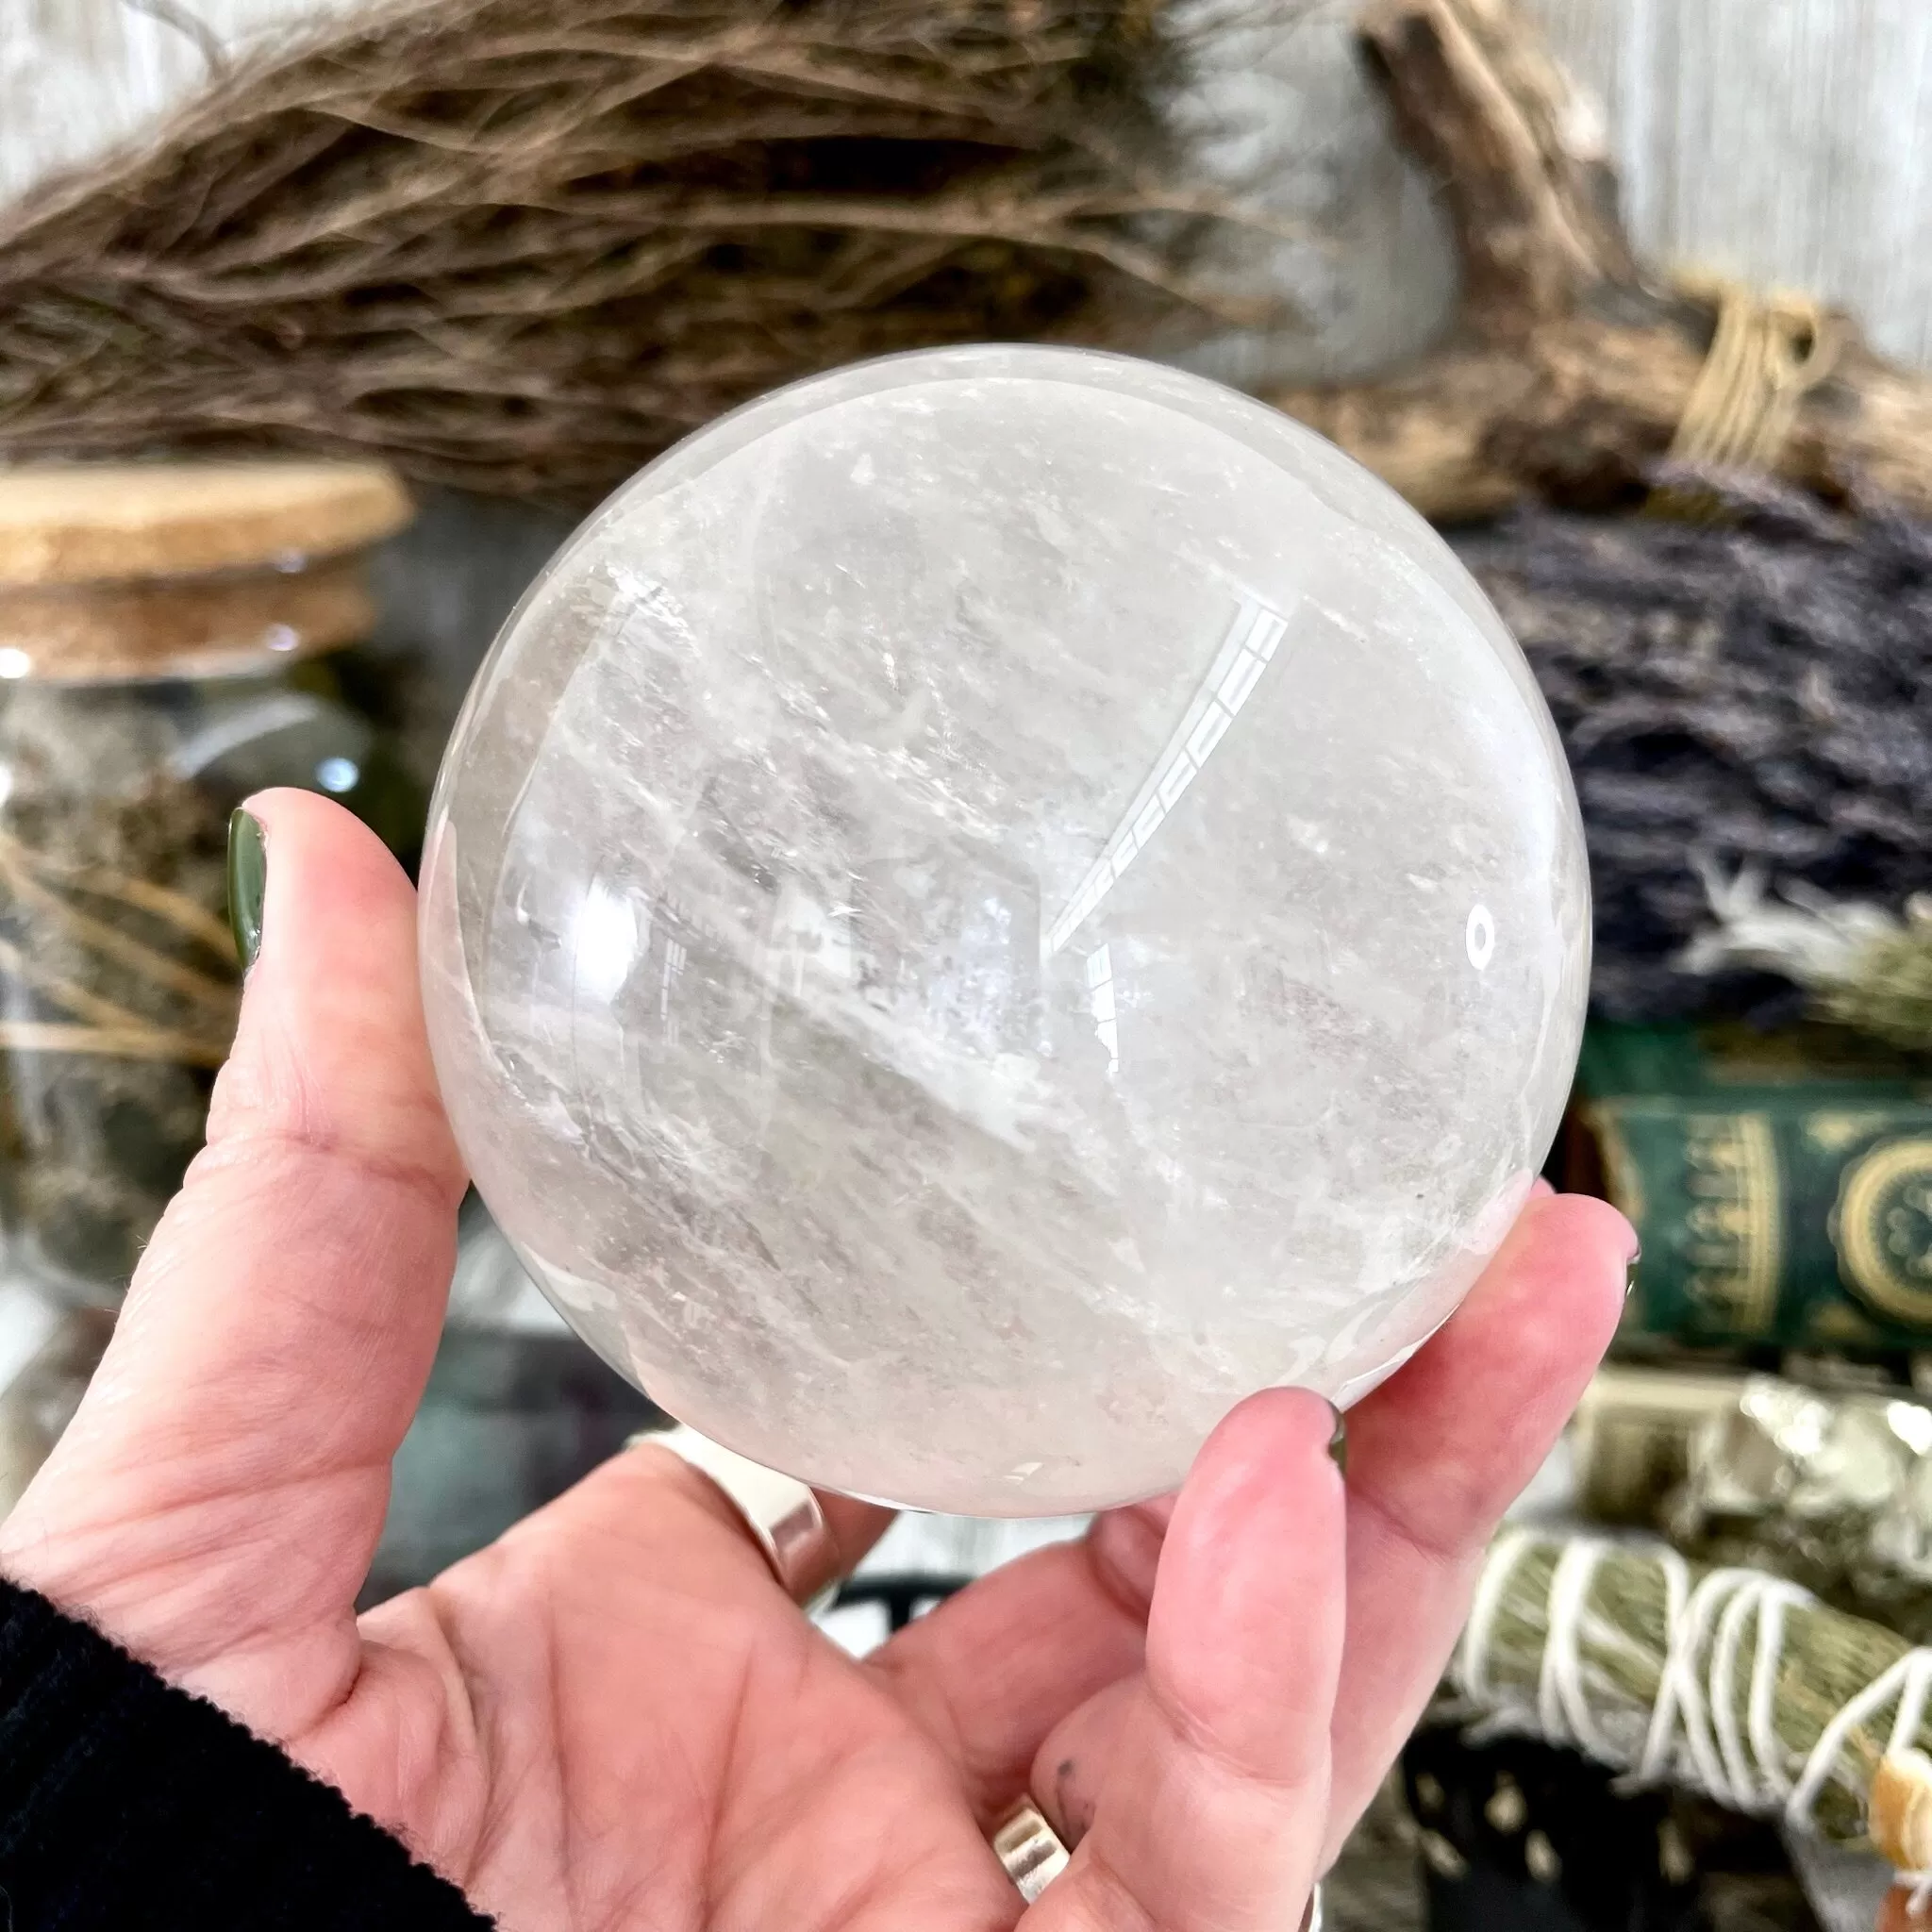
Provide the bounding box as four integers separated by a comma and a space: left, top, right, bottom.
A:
1451, 476, 1932, 1022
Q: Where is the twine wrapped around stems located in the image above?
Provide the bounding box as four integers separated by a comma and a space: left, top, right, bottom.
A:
1446, 1531, 1932, 1852
1649, 275, 1848, 521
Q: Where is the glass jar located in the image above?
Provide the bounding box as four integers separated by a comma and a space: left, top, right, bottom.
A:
0, 462, 423, 1306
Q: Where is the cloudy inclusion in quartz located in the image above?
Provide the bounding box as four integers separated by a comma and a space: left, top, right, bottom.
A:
420, 345, 1589, 1516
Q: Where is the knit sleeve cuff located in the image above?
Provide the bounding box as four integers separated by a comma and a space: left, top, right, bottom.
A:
0, 1575, 491, 1930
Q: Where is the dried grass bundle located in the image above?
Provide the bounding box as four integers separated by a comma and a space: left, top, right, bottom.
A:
0, 0, 1264, 501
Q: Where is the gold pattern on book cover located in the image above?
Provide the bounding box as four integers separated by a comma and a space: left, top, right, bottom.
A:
1834, 1137, 1932, 1325
1684, 1113, 1781, 1336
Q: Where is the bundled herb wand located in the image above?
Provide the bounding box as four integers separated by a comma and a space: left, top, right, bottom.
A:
1446, 1528, 1932, 1875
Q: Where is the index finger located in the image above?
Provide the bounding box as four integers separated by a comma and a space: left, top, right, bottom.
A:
1319, 1188, 1632, 1860
874, 1189, 1628, 1842
1016, 1190, 1629, 1862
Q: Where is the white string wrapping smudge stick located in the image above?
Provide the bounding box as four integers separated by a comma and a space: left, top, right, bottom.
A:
1449, 1530, 1932, 1890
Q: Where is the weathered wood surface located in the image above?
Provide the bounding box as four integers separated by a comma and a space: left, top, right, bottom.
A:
6, 0, 1932, 376
1267, 0, 1932, 524
1532, 0, 1932, 375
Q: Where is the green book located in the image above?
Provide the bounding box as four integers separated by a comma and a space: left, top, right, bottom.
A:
1567, 1023, 1932, 1349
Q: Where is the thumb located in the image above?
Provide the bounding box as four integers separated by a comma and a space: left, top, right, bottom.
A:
0, 789, 465, 1739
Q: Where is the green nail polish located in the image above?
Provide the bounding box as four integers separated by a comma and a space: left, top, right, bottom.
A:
1327, 1403, 1348, 1477
227, 808, 267, 973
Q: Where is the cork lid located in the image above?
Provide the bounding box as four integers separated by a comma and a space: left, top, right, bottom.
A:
0, 461, 414, 586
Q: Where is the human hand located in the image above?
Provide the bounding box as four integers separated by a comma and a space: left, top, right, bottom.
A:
0, 790, 1633, 1930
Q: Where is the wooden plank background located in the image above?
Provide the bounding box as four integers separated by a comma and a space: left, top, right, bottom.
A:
4, 0, 1932, 373
1537, 0, 1932, 370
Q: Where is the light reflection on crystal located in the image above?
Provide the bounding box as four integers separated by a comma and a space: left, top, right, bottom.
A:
1047, 593, 1292, 958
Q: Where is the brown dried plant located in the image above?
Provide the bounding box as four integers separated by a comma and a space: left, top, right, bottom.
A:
0, 0, 1271, 502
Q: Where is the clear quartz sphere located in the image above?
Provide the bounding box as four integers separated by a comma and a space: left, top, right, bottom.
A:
420, 344, 1589, 1516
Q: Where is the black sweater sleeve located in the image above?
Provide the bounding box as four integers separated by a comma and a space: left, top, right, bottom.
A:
0, 1577, 493, 1930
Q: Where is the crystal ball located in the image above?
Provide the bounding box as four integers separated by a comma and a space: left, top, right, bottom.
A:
420, 345, 1589, 1516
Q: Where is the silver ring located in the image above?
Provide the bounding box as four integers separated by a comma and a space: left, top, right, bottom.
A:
632, 1424, 842, 1609
991, 1802, 1323, 1924
992, 1804, 1070, 1902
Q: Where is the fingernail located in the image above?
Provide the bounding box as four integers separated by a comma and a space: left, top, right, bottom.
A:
227, 808, 267, 974
1326, 1402, 1348, 1477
